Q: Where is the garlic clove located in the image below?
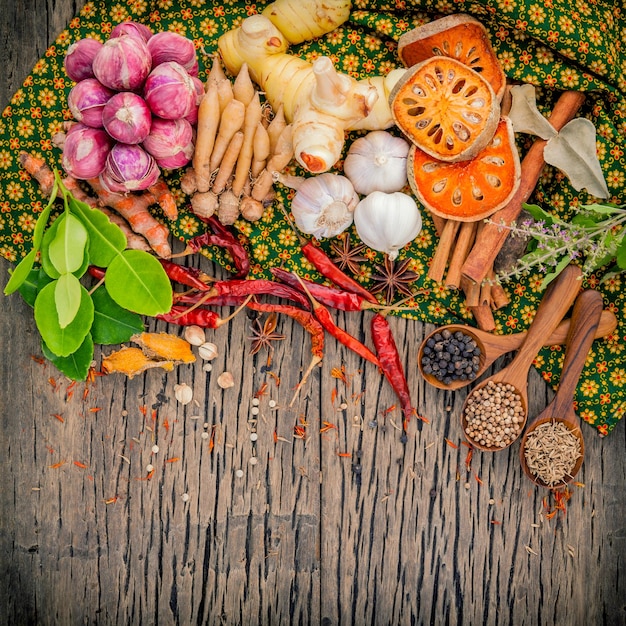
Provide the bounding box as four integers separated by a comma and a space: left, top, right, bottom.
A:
217, 371, 235, 389
184, 325, 206, 346
198, 341, 219, 361
174, 383, 193, 405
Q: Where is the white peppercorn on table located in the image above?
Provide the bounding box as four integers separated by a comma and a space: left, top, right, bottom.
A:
1, 2, 625, 625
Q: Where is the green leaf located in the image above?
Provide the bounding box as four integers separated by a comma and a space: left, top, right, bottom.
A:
3, 185, 58, 295
69, 196, 127, 267
540, 256, 572, 289
55, 273, 83, 329
42, 334, 94, 381
34, 281, 94, 357
92, 285, 144, 344
41, 217, 89, 279
105, 250, 172, 316
523, 203, 555, 224
581, 203, 620, 215
17, 267, 54, 307
48, 212, 89, 274
616, 237, 626, 270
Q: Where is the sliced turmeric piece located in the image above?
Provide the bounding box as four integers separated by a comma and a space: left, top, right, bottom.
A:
390, 56, 499, 163
398, 14, 507, 102
130, 332, 196, 364
102, 347, 176, 379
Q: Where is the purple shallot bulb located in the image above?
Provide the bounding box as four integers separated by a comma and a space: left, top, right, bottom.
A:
102, 92, 152, 144
92, 34, 152, 91
64, 38, 104, 82
143, 61, 197, 120
67, 78, 114, 128
62, 124, 113, 179
101, 142, 160, 192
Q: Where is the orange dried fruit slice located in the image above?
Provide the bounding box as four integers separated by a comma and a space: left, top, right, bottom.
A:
390, 56, 499, 163
407, 117, 521, 222
398, 14, 506, 102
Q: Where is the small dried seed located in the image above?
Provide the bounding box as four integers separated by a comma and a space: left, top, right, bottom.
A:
198, 342, 219, 361
184, 325, 206, 346
174, 383, 193, 405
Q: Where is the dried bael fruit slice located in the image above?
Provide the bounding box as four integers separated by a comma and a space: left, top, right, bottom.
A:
408, 117, 521, 222
398, 14, 507, 102
390, 56, 499, 163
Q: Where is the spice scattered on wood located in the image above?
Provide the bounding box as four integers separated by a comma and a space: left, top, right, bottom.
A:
523, 420, 582, 487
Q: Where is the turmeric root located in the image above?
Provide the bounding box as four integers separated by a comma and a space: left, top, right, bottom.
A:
130, 332, 196, 364
87, 177, 172, 258
147, 178, 178, 221
102, 347, 176, 378
19, 151, 153, 252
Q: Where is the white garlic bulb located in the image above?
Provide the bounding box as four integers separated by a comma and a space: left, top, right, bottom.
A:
290, 173, 359, 239
343, 131, 410, 195
354, 191, 422, 260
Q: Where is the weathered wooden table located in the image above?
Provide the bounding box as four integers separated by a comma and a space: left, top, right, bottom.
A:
1, 2, 625, 624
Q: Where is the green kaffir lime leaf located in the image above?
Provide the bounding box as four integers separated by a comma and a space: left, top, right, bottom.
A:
91, 285, 144, 345
69, 196, 126, 267
17, 267, 54, 308
34, 280, 94, 357
41, 216, 90, 279
105, 250, 172, 316
48, 212, 89, 275
615, 237, 626, 270
55, 272, 83, 329
42, 333, 94, 381
3, 183, 57, 295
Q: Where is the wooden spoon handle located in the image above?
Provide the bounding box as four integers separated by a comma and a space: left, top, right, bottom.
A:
551, 290, 603, 416
508, 264, 582, 375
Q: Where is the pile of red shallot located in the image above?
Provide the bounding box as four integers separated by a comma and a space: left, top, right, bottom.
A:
63, 21, 201, 192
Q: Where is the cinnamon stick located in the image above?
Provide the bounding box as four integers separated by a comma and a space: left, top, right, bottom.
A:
461, 90, 586, 286
428, 218, 460, 282
445, 221, 478, 289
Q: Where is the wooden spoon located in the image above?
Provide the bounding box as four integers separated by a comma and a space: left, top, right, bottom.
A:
459, 264, 583, 452
519, 290, 603, 488
418, 310, 616, 391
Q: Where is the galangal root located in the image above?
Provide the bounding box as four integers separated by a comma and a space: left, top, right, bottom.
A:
184, 56, 294, 225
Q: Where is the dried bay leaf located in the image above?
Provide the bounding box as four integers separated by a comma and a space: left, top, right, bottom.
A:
508, 84, 557, 140
543, 118, 610, 198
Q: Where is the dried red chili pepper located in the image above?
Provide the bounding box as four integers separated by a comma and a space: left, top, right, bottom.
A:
271, 267, 368, 312
370, 312, 414, 427
182, 215, 250, 278
158, 259, 212, 291
173, 292, 247, 308
294, 276, 381, 368
157, 298, 249, 328
207, 279, 311, 310
88, 265, 106, 281
279, 205, 377, 303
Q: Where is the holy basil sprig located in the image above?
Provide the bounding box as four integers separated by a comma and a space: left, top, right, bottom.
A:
491, 202, 626, 288
4, 171, 172, 380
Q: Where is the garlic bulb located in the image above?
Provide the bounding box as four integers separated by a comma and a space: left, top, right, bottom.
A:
343, 131, 410, 195
354, 191, 422, 260
290, 173, 359, 239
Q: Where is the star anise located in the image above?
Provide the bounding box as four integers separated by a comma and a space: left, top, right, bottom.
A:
369, 255, 419, 304
330, 232, 368, 276
247, 312, 285, 355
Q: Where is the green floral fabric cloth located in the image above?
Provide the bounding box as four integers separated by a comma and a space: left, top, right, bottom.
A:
1, 0, 625, 435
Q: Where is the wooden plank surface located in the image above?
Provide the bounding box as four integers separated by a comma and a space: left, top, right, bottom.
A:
1, 2, 625, 624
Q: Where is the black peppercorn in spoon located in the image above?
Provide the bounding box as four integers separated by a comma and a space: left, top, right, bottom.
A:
519, 289, 603, 488
418, 310, 616, 391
